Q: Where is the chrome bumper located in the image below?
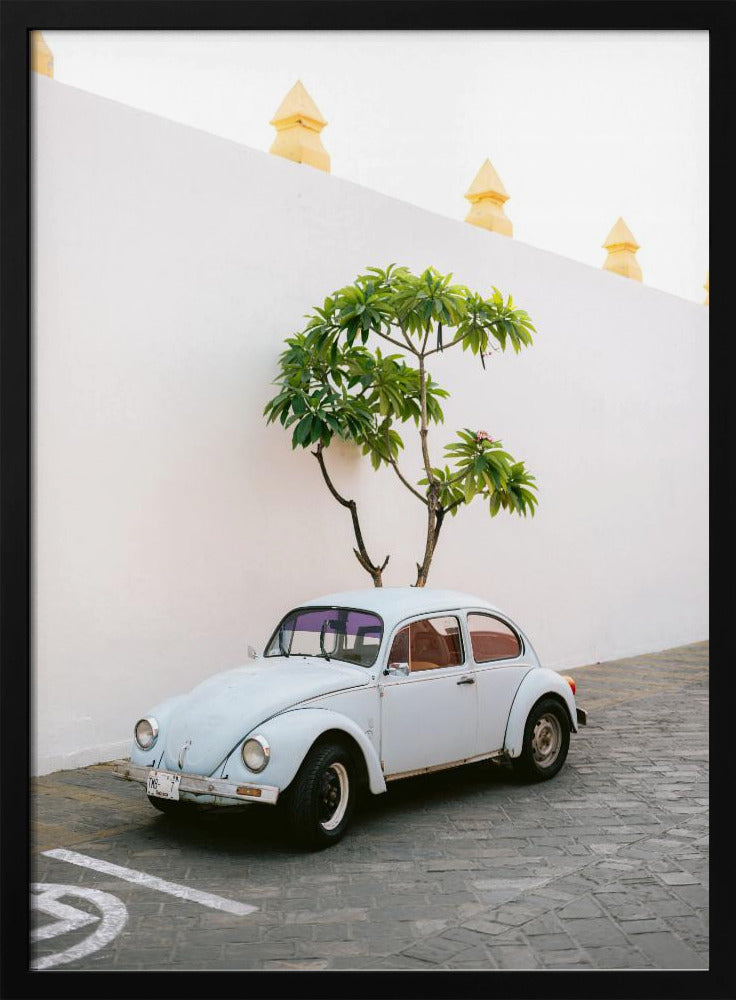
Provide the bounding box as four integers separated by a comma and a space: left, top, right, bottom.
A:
111, 759, 279, 805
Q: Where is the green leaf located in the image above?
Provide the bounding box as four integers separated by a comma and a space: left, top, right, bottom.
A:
294, 415, 313, 446
463, 474, 475, 504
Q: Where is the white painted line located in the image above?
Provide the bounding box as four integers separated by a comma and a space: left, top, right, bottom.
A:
42, 848, 258, 916
30, 883, 128, 970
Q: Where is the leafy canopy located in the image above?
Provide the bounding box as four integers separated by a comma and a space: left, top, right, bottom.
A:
264, 264, 538, 521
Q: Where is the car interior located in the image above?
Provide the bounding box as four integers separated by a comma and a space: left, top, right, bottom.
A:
387, 614, 521, 671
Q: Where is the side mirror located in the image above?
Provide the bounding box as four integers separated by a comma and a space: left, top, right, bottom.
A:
384, 661, 410, 677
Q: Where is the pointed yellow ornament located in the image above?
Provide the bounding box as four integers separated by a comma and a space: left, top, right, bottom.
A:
464, 159, 513, 237
703, 271, 709, 306
269, 80, 330, 173
602, 217, 642, 282
31, 30, 54, 78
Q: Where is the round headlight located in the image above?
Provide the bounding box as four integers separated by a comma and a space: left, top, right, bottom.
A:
134, 717, 158, 750
242, 735, 270, 773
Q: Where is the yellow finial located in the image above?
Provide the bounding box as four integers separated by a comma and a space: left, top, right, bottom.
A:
30, 30, 54, 78
703, 271, 709, 306
464, 159, 513, 238
602, 217, 642, 282
269, 80, 330, 173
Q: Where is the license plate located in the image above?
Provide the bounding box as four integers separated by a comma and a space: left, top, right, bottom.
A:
146, 769, 181, 800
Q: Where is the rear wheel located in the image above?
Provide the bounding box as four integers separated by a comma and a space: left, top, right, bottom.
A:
281, 742, 356, 849
513, 697, 570, 781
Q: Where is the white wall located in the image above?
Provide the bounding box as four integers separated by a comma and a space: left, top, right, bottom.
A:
32, 78, 708, 775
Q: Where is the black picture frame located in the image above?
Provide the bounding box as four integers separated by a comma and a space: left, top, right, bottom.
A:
1, 3, 731, 998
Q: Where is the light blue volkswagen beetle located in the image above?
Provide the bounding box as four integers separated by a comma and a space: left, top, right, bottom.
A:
113, 589, 586, 849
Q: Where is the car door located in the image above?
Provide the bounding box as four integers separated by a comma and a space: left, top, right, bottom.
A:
467, 611, 533, 755
379, 614, 478, 777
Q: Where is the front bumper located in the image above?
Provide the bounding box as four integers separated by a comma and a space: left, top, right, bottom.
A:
111, 760, 279, 805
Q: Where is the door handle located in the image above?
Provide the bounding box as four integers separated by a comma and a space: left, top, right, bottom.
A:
457, 676, 475, 685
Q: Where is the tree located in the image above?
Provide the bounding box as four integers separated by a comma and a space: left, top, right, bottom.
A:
264, 265, 539, 587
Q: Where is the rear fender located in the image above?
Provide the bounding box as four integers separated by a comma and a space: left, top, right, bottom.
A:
503, 668, 578, 758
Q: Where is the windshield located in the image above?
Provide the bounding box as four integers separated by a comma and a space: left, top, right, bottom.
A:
264, 607, 384, 667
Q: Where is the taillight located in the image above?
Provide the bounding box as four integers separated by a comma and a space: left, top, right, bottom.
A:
561, 675, 576, 696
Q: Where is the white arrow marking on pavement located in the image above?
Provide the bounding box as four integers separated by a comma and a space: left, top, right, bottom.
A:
31, 892, 99, 941
30, 883, 128, 970
42, 848, 258, 915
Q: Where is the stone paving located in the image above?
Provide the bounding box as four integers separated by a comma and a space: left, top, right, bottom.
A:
31, 641, 709, 971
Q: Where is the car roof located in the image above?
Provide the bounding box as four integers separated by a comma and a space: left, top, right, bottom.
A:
300, 587, 501, 630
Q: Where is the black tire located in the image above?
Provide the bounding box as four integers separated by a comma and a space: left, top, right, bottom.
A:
147, 794, 189, 817
281, 742, 356, 849
513, 697, 570, 782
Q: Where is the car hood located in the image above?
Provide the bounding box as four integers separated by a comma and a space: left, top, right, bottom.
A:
160, 657, 369, 775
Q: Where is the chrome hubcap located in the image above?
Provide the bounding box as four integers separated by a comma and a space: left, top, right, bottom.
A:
318, 762, 349, 831
532, 712, 562, 768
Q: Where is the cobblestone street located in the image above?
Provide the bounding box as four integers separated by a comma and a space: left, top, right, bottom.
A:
31, 641, 709, 971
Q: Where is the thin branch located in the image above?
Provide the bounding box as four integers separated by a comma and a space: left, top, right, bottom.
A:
417, 355, 434, 485
374, 329, 417, 354
312, 444, 389, 586
424, 328, 504, 359
313, 444, 352, 510
384, 425, 428, 505
389, 460, 429, 505
420, 321, 432, 355
432, 507, 447, 549
444, 470, 470, 487
397, 322, 415, 351
424, 331, 470, 357
355, 382, 379, 398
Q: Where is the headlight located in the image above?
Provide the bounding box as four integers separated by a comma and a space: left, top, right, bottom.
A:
242, 735, 270, 773
134, 717, 158, 750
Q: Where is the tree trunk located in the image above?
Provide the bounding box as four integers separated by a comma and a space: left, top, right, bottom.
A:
414, 352, 440, 587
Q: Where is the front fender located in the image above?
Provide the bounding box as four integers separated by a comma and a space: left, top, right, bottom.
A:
222, 708, 387, 795
130, 694, 187, 766
503, 668, 578, 758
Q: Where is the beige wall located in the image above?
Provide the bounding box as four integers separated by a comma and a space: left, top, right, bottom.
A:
32, 77, 708, 774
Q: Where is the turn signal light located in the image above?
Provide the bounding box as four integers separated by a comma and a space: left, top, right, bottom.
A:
561, 675, 576, 695
236, 786, 262, 797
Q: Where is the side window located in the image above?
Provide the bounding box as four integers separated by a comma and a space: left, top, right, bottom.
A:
388, 626, 410, 666
467, 613, 521, 663
409, 616, 464, 672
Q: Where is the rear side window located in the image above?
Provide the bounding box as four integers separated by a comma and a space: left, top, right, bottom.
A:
467, 613, 521, 663
388, 616, 464, 672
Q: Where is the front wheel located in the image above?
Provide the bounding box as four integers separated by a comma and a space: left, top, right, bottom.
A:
281, 743, 356, 849
513, 697, 570, 781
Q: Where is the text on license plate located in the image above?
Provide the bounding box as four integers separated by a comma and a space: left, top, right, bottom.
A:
146, 770, 181, 800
